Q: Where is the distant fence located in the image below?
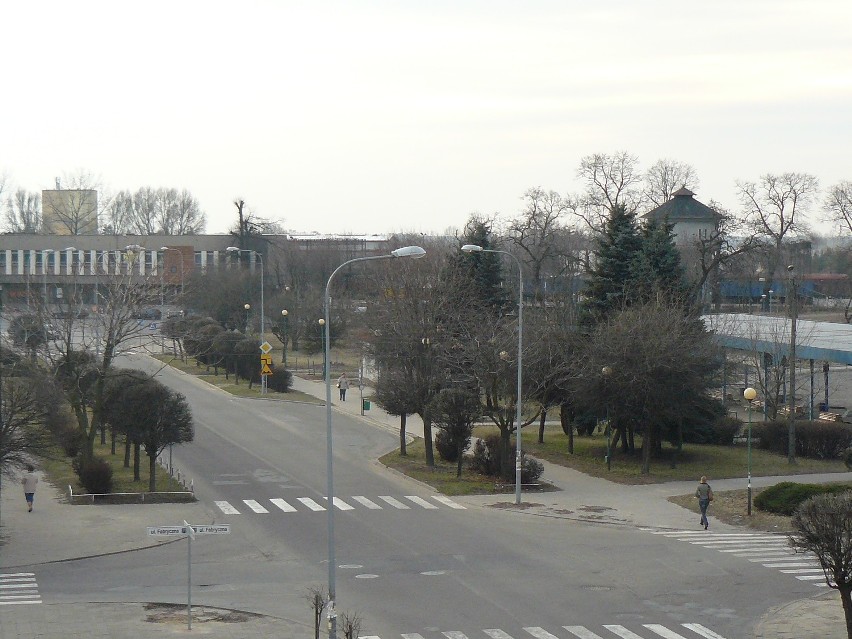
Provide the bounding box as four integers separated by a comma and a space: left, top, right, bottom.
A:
67, 486, 196, 505
66, 451, 196, 505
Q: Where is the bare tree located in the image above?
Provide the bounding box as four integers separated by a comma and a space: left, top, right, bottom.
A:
4, 189, 42, 233
303, 586, 328, 639
736, 172, 819, 296
505, 187, 578, 299
131, 186, 161, 234
824, 180, 852, 236
42, 170, 108, 235
102, 190, 134, 235
162, 188, 206, 235
789, 492, 852, 638
575, 151, 644, 232
644, 158, 700, 208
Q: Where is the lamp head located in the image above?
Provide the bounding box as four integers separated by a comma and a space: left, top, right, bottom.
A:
786, 264, 794, 272
244, 303, 251, 310
743, 387, 757, 401
391, 245, 426, 259
281, 309, 288, 316
461, 244, 483, 253
226, 246, 240, 253
318, 318, 325, 326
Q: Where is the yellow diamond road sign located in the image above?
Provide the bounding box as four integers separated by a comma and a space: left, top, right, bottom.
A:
260, 341, 272, 354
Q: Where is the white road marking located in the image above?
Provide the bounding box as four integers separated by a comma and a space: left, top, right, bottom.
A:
406, 495, 439, 509
352, 496, 382, 509
681, 623, 728, 639
524, 627, 561, 639
763, 562, 819, 568
563, 625, 605, 638
270, 498, 297, 512
443, 632, 469, 639
298, 497, 326, 511
483, 630, 515, 639
432, 495, 466, 509
796, 575, 827, 581
243, 499, 269, 513
214, 500, 240, 514
643, 624, 689, 638
779, 568, 824, 574
602, 625, 646, 638
379, 496, 409, 509
328, 497, 354, 510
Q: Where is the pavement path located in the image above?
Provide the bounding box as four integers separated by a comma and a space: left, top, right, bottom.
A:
0, 371, 848, 638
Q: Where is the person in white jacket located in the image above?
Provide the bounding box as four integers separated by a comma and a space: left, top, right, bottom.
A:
337, 373, 350, 401
22, 465, 38, 512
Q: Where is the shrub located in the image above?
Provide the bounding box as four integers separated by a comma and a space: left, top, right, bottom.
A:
73, 456, 114, 494
754, 481, 852, 516
521, 456, 544, 484
751, 420, 852, 459
265, 367, 292, 393
684, 416, 743, 445
845, 448, 852, 470
470, 435, 501, 476
797, 421, 852, 459
435, 429, 459, 462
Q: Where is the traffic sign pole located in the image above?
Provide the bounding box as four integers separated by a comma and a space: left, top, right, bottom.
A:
145, 523, 231, 630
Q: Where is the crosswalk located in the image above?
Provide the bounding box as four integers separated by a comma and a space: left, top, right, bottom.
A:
361, 622, 730, 639
0, 572, 41, 606
214, 494, 466, 516
647, 530, 831, 588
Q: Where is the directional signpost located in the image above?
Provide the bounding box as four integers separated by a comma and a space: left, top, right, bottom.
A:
147, 522, 231, 629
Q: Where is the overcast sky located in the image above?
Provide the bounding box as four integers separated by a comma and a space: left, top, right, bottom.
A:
2, 1, 850, 236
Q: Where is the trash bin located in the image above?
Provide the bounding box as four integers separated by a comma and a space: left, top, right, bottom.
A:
362, 399, 371, 411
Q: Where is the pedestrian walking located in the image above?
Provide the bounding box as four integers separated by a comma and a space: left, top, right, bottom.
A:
22, 465, 38, 513
337, 373, 349, 401
695, 475, 713, 530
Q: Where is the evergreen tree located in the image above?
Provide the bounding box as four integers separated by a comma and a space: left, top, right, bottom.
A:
581, 204, 642, 325
454, 217, 510, 312
630, 218, 688, 305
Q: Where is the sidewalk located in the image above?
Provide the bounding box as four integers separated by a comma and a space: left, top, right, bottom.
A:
0, 373, 847, 638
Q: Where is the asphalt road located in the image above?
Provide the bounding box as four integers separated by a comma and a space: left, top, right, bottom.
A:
0, 304, 848, 638
17, 352, 837, 638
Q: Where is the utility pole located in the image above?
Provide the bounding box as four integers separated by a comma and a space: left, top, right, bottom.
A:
787, 265, 797, 464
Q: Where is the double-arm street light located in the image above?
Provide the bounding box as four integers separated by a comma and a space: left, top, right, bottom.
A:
461, 244, 524, 506
323, 245, 426, 639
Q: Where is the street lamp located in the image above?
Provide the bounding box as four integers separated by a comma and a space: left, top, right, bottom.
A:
280, 310, 289, 367
602, 366, 613, 471
42, 249, 56, 306
226, 247, 264, 340
323, 245, 426, 639
461, 243, 524, 506
768, 289, 774, 314
243, 303, 251, 333
744, 386, 757, 515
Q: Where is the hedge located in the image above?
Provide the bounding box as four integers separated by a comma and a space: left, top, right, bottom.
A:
754, 481, 852, 515
751, 420, 852, 459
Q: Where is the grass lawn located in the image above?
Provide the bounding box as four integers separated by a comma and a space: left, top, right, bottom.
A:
379, 439, 548, 496
40, 440, 188, 495
495, 424, 849, 485
152, 355, 322, 403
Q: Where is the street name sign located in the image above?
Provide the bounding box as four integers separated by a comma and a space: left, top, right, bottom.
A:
147, 524, 231, 537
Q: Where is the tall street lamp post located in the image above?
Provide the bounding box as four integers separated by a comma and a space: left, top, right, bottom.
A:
461, 244, 524, 505
243, 303, 251, 333
744, 386, 757, 515
602, 366, 613, 471
228, 247, 266, 393
786, 265, 798, 464
280, 310, 289, 367
323, 245, 426, 639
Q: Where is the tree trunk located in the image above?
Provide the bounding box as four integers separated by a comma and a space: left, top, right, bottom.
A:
148, 453, 157, 492
538, 409, 546, 444
124, 439, 131, 468
456, 442, 464, 478
422, 415, 434, 467
840, 585, 852, 639
133, 443, 141, 481
110, 428, 116, 456
399, 414, 407, 456
641, 431, 651, 475
559, 403, 572, 437
500, 428, 513, 481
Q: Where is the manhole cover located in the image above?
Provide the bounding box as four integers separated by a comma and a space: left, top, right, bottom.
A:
582, 585, 612, 592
